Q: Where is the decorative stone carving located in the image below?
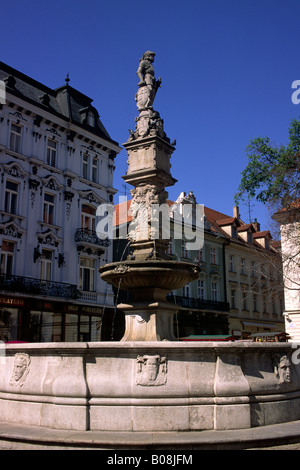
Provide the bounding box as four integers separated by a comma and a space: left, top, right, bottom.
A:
136, 51, 161, 110
29, 178, 40, 207
127, 51, 168, 141
136, 354, 167, 386
0, 223, 22, 239
4, 165, 24, 179
114, 264, 130, 274
46, 127, 61, 137
128, 185, 168, 241
64, 190, 74, 202
9, 353, 30, 387
45, 178, 58, 191
273, 353, 292, 384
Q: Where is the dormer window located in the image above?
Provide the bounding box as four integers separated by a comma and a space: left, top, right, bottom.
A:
216, 217, 240, 238
88, 112, 95, 127
237, 224, 255, 243
232, 225, 237, 239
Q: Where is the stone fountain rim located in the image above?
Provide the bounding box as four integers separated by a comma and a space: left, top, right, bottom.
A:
99, 259, 200, 272
2, 341, 293, 353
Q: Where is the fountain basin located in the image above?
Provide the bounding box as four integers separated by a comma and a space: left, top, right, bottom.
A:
99, 259, 200, 292
0, 342, 300, 433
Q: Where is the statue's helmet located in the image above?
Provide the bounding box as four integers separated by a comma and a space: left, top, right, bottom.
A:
143, 51, 156, 59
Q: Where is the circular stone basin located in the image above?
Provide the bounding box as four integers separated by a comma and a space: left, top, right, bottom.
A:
99, 259, 200, 291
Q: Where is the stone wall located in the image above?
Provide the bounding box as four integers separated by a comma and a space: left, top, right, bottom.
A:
0, 342, 299, 432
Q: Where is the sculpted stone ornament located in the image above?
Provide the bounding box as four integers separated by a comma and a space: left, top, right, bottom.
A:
136, 354, 167, 386
135, 51, 161, 110
128, 51, 168, 141
273, 353, 292, 384
128, 185, 168, 242
9, 353, 31, 387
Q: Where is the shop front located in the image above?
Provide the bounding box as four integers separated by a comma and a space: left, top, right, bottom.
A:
0, 296, 108, 342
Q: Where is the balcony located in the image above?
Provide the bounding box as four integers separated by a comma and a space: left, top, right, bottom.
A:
0, 273, 80, 300
167, 294, 230, 312
74, 228, 111, 253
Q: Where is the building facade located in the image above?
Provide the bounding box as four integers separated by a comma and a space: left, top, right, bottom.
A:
273, 206, 300, 341
204, 205, 285, 338
0, 62, 121, 342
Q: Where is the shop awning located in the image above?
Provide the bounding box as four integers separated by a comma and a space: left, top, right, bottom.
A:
242, 321, 279, 329
180, 335, 235, 341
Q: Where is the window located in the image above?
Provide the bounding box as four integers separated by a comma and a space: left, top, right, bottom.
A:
181, 240, 187, 258
183, 283, 190, 298
92, 157, 98, 182
272, 298, 277, 315
251, 261, 256, 277
242, 291, 247, 310
4, 180, 18, 214
0, 240, 15, 275
40, 250, 52, 281
0, 307, 19, 341
81, 205, 96, 232
88, 112, 95, 127
211, 281, 218, 302
241, 258, 246, 275
232, 225, 237, 239
197, 279, 205, 300
29, 311, 59, 342
43, 193, 55, 225
229, 255, 235, 272
79, 258, 95, 291
82, 153, 89, 179
230, 289, 236, 309
10, 123, 22, 153
198, 249, 204, 262
210, 247, 217, 264
168, 238, 173, 255
47, 139, 57, 167
253, 294, 258, 312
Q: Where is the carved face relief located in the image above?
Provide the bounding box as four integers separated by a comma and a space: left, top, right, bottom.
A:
273, 354, 292, 384
9, 353, 30, 387
136, 354, 167, 386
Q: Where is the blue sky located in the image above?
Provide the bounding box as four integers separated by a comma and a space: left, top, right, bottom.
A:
2, 0, 300, 233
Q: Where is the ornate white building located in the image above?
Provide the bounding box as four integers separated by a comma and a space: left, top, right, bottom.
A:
0, 61, 121, 342
273, 207, 300, 341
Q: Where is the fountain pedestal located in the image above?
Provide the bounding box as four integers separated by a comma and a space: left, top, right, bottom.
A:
100, 259, 199, 341
100, 50, 200, 341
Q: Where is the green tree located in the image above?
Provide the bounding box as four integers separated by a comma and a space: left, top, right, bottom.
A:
235, 117, 300, 211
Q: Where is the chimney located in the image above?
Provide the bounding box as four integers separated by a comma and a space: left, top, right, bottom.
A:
233, 205, 240, 219
253, 218, 260, 232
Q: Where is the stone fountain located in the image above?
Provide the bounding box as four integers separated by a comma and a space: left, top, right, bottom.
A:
99, 50, 200, 341
0, 53, 300, 448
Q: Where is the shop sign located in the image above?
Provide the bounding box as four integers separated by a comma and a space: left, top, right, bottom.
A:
81, 306, 102, 315
0, 297, 25, 307
66, 305, 102, 315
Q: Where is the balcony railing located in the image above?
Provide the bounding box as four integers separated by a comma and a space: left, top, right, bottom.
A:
167, 294, 230, 312
0, 273, 81, 300
74, 228, 111, 247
